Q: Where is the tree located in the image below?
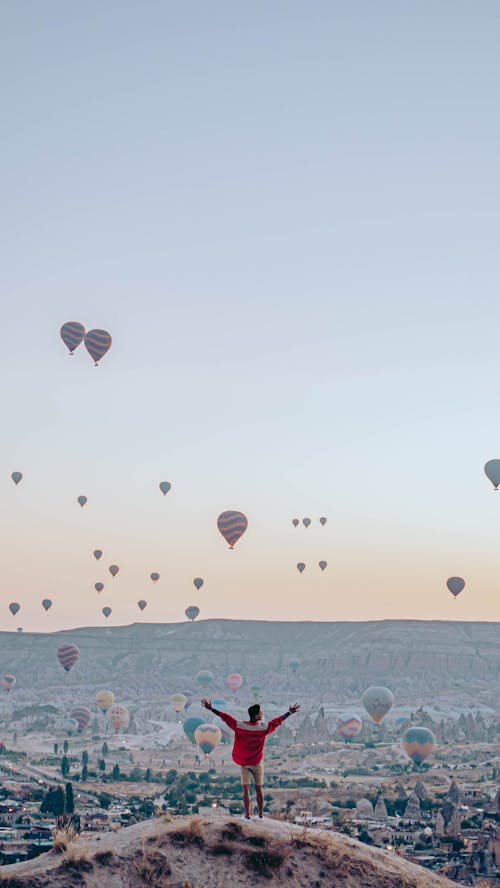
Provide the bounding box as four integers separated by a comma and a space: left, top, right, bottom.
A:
41, 786, 65, 817
98, 792, 111, 809
53, 743, 59, 755
61, 755, 70, 778
112, 764, 120, 781
145, 768, 151, 782
98, 759, 106, 773
65, 783, 74, 814
82, 764, 88, 782
81, 750, 89, 767
63, 740, 69, 754
102, 742, 109, 757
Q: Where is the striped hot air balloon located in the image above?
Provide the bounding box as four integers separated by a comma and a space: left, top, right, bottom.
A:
93, 550, 103, 560
185, 606, 200, 621
102, 606, 112, 619
194, 723, 222, 755
183, 716, 204, 744
57, 644, 79, 672
447, 577, 465, 599
84, 329, 112, 365
292, 518, 299, 527
2, 675, 16, 693
9, 603, 20, 616
227, 673, 243, 694
193, 577, 204, 590
319, 560, 328, 571
196, 670, 213, 687
77, 495, 87, 507
60, 322, 85, 354
11, 472, 23, 486
70, 706, 92, 733
63, 717, 79, 736
138, 600, 147, 611
95, 583, 104, 594
296, 562, 306, 573
159, 481, 171, 495
109, 565, 119, 578
217, 511, 248, 549
42, 599, 52, 612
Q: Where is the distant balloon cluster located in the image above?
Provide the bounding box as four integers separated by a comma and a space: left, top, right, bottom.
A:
60, 322, 112, 365
291, 516, 327, 527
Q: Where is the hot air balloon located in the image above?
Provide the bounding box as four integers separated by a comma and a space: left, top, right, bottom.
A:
42, 599, 52, 612
289, 658, 300, 672
193, 578, 204, 590
211, 698, 228, 710
109, 565, 119, 577
96, 691, 115, 712
2, 675, 16, 693
108, 705, 129, 732
484, 459, 500, 490
227, 673, 243, 694
402, 726, 435, 765
447, 577, 465, 599
93, 550, 103, 560
185, 606, 200, 621
159, 481, 171, 495
196, 670, 213, 687
319, 517, 327, 526
57, 644, 79, 672
170, 693, 187, 715
337, 714, 363, 742
183, 716, 204, 745
292, 519, 299, 527
95, 583, 104, 594
138, 600, 147, 611
102, 607, 112, 619
182, 689, 194, 710
9, 603, 20, 616
60, 322, 85, 354
194, 723, 222, 755
361, 687, 394, 724
217, 511, 248, 549
150, 572, 159, 583
251, 685, 261, 698
303, 518, 311, 528
77, 495, 87, 508
296, 563, 306, 573
70, 706, 92, 733
11, 472, 22, 486
319, 561, 328, 571
84, 329, 112, 365
16, 628, 23, 633
63, 717, 79, 736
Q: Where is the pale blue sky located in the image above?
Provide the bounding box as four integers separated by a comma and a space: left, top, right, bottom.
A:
2, 1, 500, 629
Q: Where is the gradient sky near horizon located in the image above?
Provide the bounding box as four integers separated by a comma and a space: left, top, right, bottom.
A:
2, 1, 500, 631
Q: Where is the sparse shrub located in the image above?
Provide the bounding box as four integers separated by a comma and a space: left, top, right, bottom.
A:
169, 816, 204, 847
247, 834, 267, 847
59, 856, 93, 873
211, 842, 234, 856
220, 820, 243, 841
133, 845, 171, 884
94, 849, 115, 865
243, 846, 285, 878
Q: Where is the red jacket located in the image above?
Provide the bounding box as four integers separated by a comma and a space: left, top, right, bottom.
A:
213, 710, 289, 766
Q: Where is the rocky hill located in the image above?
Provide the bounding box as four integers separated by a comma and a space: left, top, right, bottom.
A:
0, 812, 459, 887
1, 619, 499, 706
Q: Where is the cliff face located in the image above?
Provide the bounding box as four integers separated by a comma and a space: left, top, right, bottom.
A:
2, 618, 499, 694
0, 812, 459, 888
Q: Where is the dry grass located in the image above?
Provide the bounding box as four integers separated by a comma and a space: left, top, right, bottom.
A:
51, 824, 78, 854
169, 815, 205, 847
132, 838, 171, 887
242, 846, 286, 878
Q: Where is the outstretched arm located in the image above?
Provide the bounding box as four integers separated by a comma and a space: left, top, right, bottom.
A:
281, 702, 300, 720
201, 698, 236, 730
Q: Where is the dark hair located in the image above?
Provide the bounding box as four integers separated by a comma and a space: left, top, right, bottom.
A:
248, 704, 261, 721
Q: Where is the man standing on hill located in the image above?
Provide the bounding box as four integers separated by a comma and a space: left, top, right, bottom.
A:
201, 698, 300, 820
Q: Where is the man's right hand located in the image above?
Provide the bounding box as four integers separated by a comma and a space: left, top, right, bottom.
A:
201, 698, 212, 711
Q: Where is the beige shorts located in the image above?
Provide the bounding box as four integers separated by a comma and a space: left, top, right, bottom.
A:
240, 763, 264, 786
